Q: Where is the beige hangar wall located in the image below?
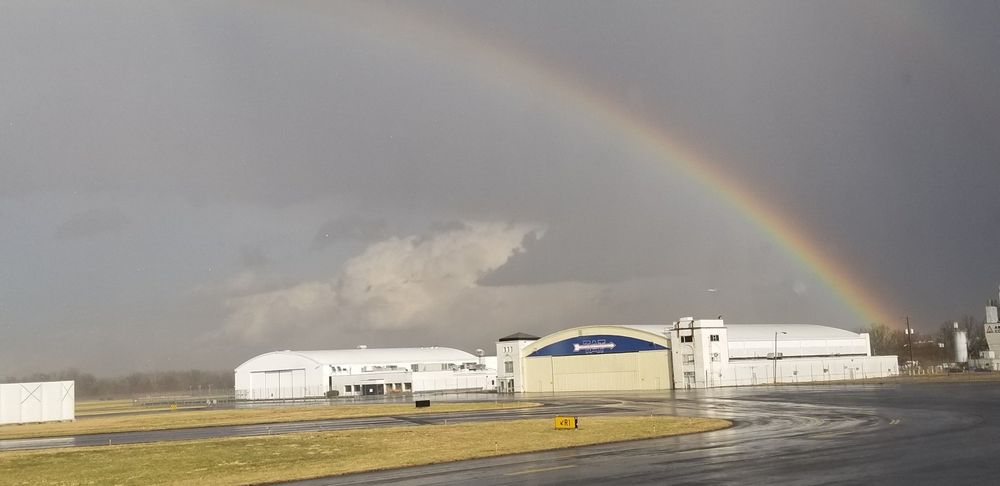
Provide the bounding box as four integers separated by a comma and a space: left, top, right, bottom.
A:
520, 325, 673, 393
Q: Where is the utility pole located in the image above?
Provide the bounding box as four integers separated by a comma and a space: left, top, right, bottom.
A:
773, 331, 787, 384
905, 316, 915, 374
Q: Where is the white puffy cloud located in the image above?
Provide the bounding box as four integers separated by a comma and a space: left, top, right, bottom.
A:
223, 222, 554, 342
225, 280, 339, 341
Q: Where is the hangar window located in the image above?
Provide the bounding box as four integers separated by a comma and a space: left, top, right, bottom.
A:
345, 385, 351, 393
683, 353, 695, 364
504, 361, 514, 373
681, 335, 693, 343
404, 382, 412, 390
353, 385, 361, 392
710, 335, 719, 342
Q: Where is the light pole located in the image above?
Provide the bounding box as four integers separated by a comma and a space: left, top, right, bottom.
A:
773, 331, 787, 384
905, 316, 915, 375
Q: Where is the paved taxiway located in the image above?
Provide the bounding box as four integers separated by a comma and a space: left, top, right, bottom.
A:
287, 383, 1000, 485
0, 399, 614, 451
5, 383, 1000, 485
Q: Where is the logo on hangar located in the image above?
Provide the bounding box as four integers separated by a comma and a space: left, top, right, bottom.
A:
573, 340, 616, 353
527, 334, 667, 357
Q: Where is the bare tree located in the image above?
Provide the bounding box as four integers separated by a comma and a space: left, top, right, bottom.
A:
937, 315, 986, 362
861, 322, 904, 356
963, 314, 987, 356
938, 321, 956, 360
3, 369, 234, 399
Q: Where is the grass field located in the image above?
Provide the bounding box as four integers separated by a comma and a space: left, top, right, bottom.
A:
0, 401, 538, 440
75, 399, 204, 417
0, 415, 730, 485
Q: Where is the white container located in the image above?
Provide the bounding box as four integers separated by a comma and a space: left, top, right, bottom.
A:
0, 381, 75, 425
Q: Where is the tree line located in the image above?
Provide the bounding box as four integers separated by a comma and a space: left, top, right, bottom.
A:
2, 369, 234, 400
862, 315, 987, 366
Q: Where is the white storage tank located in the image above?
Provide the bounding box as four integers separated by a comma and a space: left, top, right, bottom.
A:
954, 322, 969, 364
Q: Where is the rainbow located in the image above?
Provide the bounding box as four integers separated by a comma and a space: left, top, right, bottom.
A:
310, 2, 898, 326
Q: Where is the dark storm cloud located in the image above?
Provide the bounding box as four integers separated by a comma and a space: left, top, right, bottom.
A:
53, 208, 131, 240
425, 0, 1000, 320
1, 1, 999, 375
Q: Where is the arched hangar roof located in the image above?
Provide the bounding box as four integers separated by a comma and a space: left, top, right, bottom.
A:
521, 325, 671, 357
518, 322, 866, 359
236, 347, 476, 370
724, 324, 862, 341
620, 323, 862, 342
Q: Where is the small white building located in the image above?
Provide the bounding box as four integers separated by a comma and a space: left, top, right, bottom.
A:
496, 332, 541, 393
0, 381, 75, 425
235, 347, 496, 400
498, 317, 898, 393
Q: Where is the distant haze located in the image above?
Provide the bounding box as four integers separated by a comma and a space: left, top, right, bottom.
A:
1, 1, 998, 375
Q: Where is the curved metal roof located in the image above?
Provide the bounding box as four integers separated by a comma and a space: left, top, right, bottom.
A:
520, 324, 672, 356
724, 324, 861, 341
621, 323, 862, 341
248, 347, 478, 367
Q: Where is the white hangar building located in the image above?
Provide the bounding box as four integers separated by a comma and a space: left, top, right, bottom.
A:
235, 347, 496, 400
496, 317, 898, 393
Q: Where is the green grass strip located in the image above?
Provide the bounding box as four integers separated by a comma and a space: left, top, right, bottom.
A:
0, 402, 538, 440
0, 416, 730, 485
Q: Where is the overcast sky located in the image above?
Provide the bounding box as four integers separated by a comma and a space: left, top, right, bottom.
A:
2, 1, 999, 375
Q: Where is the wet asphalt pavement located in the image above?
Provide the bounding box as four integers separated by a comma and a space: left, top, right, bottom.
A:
4, 383, 1000, 485
288, 383, 1000, 485
0, 398, 614, 451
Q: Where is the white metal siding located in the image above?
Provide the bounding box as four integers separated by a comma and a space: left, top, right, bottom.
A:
0, 386, 21, 423
247, 369, 309, 399
291, 369, 306, 398
235, 348, 487, 399
264, 371, 278, 398
278, 370, 292, 398
0, 381, 75, 425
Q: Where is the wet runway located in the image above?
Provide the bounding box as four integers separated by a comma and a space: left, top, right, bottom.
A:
287, 383, 1000, 485
5, 383, 1000, 485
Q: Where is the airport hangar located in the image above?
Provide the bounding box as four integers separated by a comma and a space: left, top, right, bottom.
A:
234, 317, 899, 399
234, 347, 496, 400
496, 317, 899, 393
